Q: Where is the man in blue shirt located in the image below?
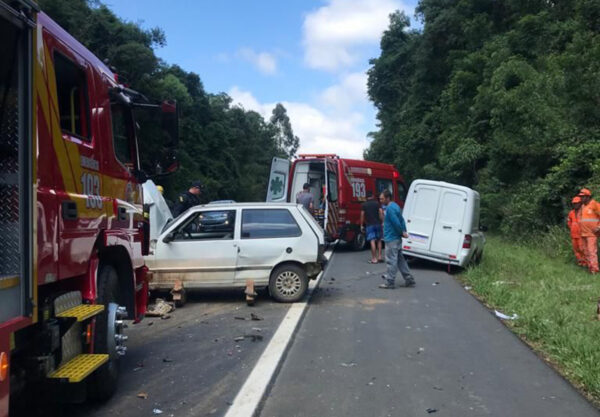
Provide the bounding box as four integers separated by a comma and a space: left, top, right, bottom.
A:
379, 189, 415, 289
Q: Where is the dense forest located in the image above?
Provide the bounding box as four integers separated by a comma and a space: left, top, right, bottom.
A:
39, 0, 299, 202
366, 1, 600, 235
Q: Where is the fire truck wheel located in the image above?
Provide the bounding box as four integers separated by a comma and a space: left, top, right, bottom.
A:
351, 231, 366, 251
88, 264, 121, 400
269, 264, 308, 303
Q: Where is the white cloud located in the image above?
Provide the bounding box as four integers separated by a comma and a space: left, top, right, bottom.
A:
228, 86, 370, 159
302, 0, 410, 71
320, 71, 368, 112
237, 48, 278, 75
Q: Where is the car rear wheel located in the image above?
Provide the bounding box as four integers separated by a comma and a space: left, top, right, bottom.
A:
269, 264, 308, 303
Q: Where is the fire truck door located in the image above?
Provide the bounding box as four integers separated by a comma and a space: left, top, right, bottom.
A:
266, 157, 290, 202
0, 1, 34, 321
324, 158, 339, 239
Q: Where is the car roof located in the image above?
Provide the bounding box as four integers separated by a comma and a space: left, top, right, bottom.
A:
196, 202, 299, 209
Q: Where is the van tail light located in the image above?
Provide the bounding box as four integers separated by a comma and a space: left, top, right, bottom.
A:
462, 234, 472, 249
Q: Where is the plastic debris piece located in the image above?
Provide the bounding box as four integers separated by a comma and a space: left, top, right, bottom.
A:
250, 313, 263, 321
245, 334, 263, 342
341, 362, 357, 367
162, 357, 173, 363
147, 321, 154, 326
494, 310, 518, 320
234, 316, 246, 320
426, 408, 438, 413
234, 336, 245, 342
160, 314, 171, 320
252, 327, 262, 332
432, 282, 440, 286
464, 286, 472, 290
418, 347, 425, 354
433, 386, 443, 391
137, 392, 148, 399
153, 409, 163, 415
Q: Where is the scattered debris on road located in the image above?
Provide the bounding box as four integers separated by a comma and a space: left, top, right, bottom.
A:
160, 314, 172, 320
418, 347, 425, 354
494, 310, 518, 320
432, 281, 440, 286
136, 392, 148, 400
234, 336, 245, 342
251, 313, 263, 321
152, 408, 163, 415
146, 298, 175, 317
341, 362, 357, 367
433, 386, 443, 391
234, 334, 264, 342
426, 407, 438, 413
162, 357, 173, 363
464, 286, 472, 290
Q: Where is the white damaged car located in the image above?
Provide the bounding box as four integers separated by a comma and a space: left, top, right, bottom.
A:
143, 182, 326, 303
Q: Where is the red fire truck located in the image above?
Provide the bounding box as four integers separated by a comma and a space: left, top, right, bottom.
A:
267, 154, 406, 250
0, 2, 178, 414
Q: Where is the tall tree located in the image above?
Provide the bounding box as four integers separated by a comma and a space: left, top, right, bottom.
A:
269, 103, 300, 159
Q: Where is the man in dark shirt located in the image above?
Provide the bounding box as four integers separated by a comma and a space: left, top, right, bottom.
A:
361, 191, 384, 263
296, 183, 314, 212
172, 180, 204, 217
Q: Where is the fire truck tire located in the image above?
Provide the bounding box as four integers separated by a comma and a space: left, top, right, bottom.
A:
88, 264, 121, 400
269, 264, 308, 303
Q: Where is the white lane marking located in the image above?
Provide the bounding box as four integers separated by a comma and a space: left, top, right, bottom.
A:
223, 249, 334, 417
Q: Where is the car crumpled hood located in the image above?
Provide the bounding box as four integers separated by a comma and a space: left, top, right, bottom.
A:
142, 180, 173, 242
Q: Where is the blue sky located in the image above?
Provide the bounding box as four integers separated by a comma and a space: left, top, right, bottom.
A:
108, 0, 419, 159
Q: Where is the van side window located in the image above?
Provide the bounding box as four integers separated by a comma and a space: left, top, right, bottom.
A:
110, 103, 135, 168
327, 172, 338, 202
174, 210, 236, 241
54, 53, 90, 140
376, 179, 393, 197
242, 209, 301, 239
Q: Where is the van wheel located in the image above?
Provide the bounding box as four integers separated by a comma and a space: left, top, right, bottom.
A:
351, 231, 366, 251
269, 264, 308, 303
88, 265, 122, 400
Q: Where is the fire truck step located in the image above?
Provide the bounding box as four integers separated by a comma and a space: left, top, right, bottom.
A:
48, 354, 109, 383
55, 304, 105, 321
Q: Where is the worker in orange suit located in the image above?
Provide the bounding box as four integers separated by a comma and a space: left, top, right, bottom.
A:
578, 188, 600, 274
567, 196, 586, 267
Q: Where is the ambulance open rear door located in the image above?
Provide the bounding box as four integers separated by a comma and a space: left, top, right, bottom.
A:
266, 157, 290, 202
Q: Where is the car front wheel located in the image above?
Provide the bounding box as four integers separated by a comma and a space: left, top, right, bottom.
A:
269, 264, 308, 303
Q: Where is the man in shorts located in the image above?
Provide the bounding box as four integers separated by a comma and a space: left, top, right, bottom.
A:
361, 191, 384, 263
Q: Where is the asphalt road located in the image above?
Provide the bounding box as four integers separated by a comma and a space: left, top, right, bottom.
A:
16, 246, 600, 416
259, 247, 600, 417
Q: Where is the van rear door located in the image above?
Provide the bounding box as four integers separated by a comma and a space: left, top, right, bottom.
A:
266, 157, 290, 202
405, 183, 440, 251
429, 188, 468, 257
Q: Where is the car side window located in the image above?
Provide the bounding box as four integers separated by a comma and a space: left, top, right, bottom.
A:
241, 209, 301, 239
173, 210, 236, 241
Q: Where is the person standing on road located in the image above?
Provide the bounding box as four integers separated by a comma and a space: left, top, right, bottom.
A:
567, 196, 587, 267
172, 180, 204, 217
361, 191, 384, 264
296, 183, 314, 212
578, 188, 600, 274
379, 189, 415, 289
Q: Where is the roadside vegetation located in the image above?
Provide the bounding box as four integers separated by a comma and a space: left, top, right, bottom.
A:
461, 233, 600, 403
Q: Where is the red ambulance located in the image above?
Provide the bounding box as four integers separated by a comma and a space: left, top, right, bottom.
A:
267, 154, 406, 250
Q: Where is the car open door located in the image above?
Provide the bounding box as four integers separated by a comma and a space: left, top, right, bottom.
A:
266, 157, 290, 202
404, 183, 440, 251
429, 188, 468, 257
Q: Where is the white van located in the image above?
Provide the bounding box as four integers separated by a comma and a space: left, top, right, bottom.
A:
401, 180, 485, 268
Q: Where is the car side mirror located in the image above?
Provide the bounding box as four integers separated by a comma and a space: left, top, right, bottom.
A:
479, 225, 488, 232
162, 232, 175, 243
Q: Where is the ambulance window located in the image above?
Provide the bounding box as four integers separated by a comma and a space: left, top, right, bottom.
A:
54, 53, 90, 140
110, 103, 135, 168
397, 181, 407, 201
327, 172, 338, 202
376, 179, 393, 197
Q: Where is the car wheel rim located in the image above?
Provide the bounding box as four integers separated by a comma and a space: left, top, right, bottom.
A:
275, 271, 302, 297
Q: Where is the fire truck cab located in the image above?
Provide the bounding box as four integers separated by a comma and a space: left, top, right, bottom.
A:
267, 154, 406, 250
0, 2, 178, 414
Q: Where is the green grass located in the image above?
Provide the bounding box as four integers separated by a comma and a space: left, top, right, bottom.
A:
461, 234, 600, 404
